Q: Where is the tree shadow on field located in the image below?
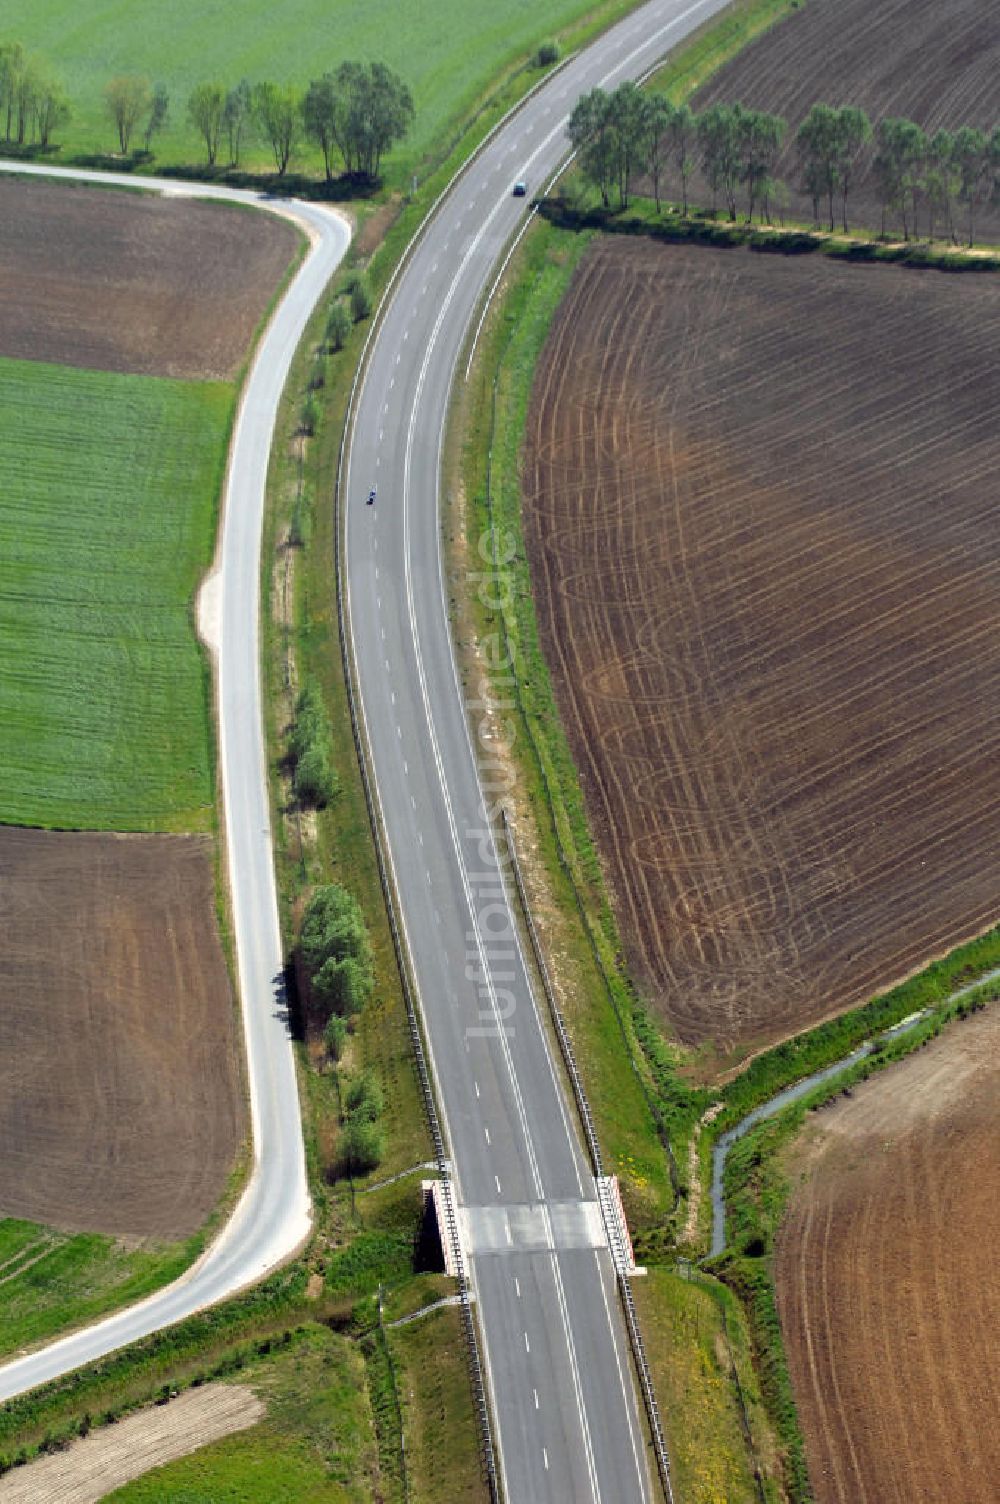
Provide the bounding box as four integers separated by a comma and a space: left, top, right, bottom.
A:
157, 163, 380, 202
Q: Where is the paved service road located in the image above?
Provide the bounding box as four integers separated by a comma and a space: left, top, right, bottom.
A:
0, 163, 350, 1402
344, 1, 730, 1497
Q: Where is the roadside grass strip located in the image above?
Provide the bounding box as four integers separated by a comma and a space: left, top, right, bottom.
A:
0, 356, 232, 831
0, 1217, 199, 1361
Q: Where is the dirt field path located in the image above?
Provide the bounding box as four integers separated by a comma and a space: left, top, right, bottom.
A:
0, 1383, 263, 1502
775, 1007, 1000, 1503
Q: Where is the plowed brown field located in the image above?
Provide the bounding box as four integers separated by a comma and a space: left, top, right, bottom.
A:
0, 177, 298, 378
775, 1007, 1000, 1504
0, 828, 243, 1237
524, 237, 1000, 1058
693, 0, 1000, 241
0, 1384, 263, 1503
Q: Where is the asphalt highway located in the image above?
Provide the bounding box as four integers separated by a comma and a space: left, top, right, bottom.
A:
344, 1, 731, 1497
0, 163, 350, 1402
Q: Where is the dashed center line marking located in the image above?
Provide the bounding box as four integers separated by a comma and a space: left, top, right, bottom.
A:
543, 1448, 549, 1471
495, 1175, 502, 1195
484, 1126, 491, 1144
474, 1080, 480, 1098
514, 1277, 520, 1298
534, 1388, 539, 1410
524, 1331, 530, 1353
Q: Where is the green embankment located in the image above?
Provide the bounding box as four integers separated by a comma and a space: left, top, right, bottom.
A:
3, 0, 639, 182
633, 1266, 782, 1503
105, 1326, 379, 1503
0, 1217, 202, 1359
0, 356, 231, 831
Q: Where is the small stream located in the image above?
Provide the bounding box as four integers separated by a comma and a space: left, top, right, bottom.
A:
709, 966, 1000, 1257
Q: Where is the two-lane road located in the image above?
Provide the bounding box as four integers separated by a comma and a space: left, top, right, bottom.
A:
0, 165, 350, 1401
345, 1, 730, 1497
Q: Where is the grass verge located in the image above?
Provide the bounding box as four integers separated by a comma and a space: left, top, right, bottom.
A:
0, 1220, 199, 1361
0, 355, 232, 831
104, 1324, 379, 1502
632, 1266, 781, 1503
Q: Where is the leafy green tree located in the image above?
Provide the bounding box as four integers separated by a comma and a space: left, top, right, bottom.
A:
252, 81, 300, 175
667, 102, 695, 215
293, 743, 337, 807
300, 884, 374, 1020
953, 125, 990, 246
568, 87, 616, 208
350, 277, 372, 322
344, 1071, 384, 1123
326, 300, 352, 352
796, 103, 839, 230
338, 1119, 384, 1175
698, 102, 740, 219
290, 681, 324, 761
188, 82, 225, 166
873, 118, 910, 237
324, 1014, 348, 1061
924, 129, 957, 242
875, 117, 926, 238
104, 74, 151, 154
832, 106, 872, 232
222, 78, 253, 166
330, 61, 413, 179
302, 73, 339, 181
143, 82, 169, 154
738, 106, 785, 222
608, 80, 647, 209
33, 71, 70, 149
638, 96, 673, 213
0, 42, 26, 142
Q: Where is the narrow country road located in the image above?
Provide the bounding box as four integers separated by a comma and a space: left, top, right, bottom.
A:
0, 163, 350, 1402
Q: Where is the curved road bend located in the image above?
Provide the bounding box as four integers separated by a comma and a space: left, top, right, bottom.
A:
0, 162, 350, 1402
345, 0, 730, 1497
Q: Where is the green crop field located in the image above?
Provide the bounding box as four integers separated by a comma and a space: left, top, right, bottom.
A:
0, 356, 232, 830
1, 0, 628, 180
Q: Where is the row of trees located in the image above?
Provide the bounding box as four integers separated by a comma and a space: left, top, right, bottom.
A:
0, 41, 69, 148
187, 62, 414, 179
568, 84, 1000, 244
0, 41, 414, 182
869, 117, 999, 244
